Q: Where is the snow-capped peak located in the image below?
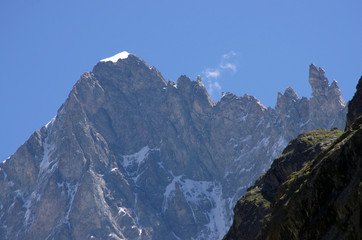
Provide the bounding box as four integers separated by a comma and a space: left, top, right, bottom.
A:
100, 51, 130, 63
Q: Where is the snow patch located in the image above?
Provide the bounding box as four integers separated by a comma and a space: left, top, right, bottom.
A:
13, 190, 39, 227
256, 100, 267, 110
300, 118, 312, 127
2, 168, 7, 180
328, 119, 336, 128
261, 137, 270, 147
233, 136, 269, 164
237, 113, 248, 122
162, 175, 182, 211
40, 138, 58, 177
45, 116, 56, 129
122, 146, 151, 169
24, 192, 38, 225
121, 146, 160, 183
117, 206, 142, 237
162, 176, 230, 239
2, 155, 11, 164
100, 51, 130, 63
239, 164, 255, 173
64, 182, 79, 222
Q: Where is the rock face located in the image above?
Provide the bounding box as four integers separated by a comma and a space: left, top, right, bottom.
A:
0, 53, 347, 240
346, 76, 362, 130
223, 129, 343, 240
308, 64, 347, 129
224, 76, 362, 240
259, 119, 362, 240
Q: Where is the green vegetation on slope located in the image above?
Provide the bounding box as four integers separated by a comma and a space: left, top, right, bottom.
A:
224, 128, 343, 240
261, 120, 362, 240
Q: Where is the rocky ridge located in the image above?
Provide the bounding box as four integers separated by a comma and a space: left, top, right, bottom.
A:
0, 53, 347, 239
223, 129, 343, 240
224, 75, 362, 240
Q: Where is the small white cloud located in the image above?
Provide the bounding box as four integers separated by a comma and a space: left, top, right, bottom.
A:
212, 81, 221, 91
207, 81, 222, 95
222, 51, 237, 59
204, 69, 220, 78
220, 63, 237, 72
201, 51, 238, 100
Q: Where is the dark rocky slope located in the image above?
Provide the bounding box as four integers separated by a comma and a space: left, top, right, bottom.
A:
224, 75, 362, 240
259, 119, 362, 240
0, 52, 347, 240
346, 76, 362, 130
223, 129, 343, 240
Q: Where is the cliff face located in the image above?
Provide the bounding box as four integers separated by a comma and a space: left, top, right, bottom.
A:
223, 129, 343, 240
308, 64, 347, 130
224, 76, 362, 240
0, 53, 347, 240
346, 76, 362, 130
260, 120, 362, 240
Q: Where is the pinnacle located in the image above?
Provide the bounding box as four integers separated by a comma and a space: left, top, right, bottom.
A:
283, 87, 299, 100
309, 63, 329, 97
330, 80, 339, 89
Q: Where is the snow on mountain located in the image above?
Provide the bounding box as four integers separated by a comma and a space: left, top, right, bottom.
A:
100, 51, 130, 63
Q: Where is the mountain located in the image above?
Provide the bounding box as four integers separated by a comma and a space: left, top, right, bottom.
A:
224, 76, 362, 240
0, 52, 346, 240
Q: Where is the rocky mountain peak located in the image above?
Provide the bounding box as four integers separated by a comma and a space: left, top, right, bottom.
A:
220, 91, 237, 101
276, 87, 299, 111
309, 63, 329, 97
0, 56, 348, 240
283, 86, 299, 100
330, 79, 339, 88
175, 75, 216, 111
308, 64, 346, 129
308, 64, 345, 108
328, 79, 346, 107
91, 53, 167, 111
176, 75, 193, 89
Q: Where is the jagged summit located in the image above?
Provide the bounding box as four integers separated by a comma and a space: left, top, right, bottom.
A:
283, 86, 298, 100
276, 87, 299, 111
0, 55, 347, 240
308, 64, 345, 106
330, 79, 339, 88
309, 63, 329, 97
307, 64, 346, 129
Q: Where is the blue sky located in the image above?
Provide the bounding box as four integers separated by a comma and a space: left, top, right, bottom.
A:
1, 0, 361, 161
